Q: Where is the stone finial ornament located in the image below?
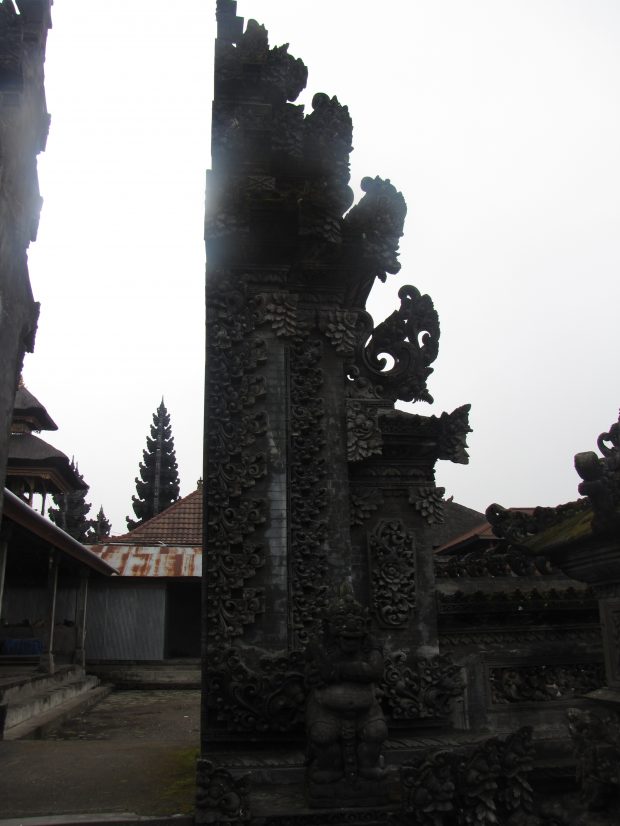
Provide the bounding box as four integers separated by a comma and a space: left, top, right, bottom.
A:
575, 410, 620, 534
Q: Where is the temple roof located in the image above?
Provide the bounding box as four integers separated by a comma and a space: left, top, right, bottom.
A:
431, 501, 487, 550
12, 384, 58, 433
110, 487, 203, 546
6, 433, 87, 494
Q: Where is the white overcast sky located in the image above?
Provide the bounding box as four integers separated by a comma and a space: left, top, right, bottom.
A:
24, 1, 620, 535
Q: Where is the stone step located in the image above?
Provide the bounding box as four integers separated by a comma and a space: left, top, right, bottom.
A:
0, 665, 83, 705
3, 674, 101, 735
0, 814, 193, 825
88, 663, 200, 689
3, 682, 112, 741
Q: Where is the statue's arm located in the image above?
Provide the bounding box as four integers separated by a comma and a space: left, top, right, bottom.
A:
337, 649, 384, 682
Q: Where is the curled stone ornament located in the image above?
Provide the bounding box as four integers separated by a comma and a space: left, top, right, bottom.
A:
575, 410, 620, 533
195, 758, 250, 824
353, 285, 440, 404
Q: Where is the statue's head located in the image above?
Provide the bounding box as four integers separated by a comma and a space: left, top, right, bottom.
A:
323, 583, 369, 651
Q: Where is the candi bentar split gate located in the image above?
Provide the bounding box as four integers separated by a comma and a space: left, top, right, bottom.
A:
197, 3, 618, 824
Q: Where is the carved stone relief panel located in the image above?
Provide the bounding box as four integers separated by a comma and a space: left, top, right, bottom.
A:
381, 651, 463, 722
600, 598, 620, 689
347, 401, 383, 462
289, 337, 329, 648
488, 661, 605, 705
205, 285, 269, 648
367, 519, 416, 628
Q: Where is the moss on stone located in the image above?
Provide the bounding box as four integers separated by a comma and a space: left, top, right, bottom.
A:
526, 507, 593, 554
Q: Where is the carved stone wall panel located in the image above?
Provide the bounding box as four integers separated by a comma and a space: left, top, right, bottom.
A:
600, 598, 620, 689
206, 646, 305, 735
349, 486, 383, 527
439, 626, 603, 649
381, 651, 463, 722
409, 485, 445, 525
319, 308, 359, 356
289, 337, 329, 648
400, 728, 535, 826
205, 283, 270, 649
347, 401, 383, 462
488, 661, 605, 705
367, 519, 416, 628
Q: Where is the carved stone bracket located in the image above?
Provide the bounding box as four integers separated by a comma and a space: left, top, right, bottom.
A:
195, 758, 250, 824
368, 521, 416, 628
381, 652, 463, 721
434, 404, 472, 465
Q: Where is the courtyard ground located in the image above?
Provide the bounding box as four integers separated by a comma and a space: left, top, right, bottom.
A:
0, 690, 200, 824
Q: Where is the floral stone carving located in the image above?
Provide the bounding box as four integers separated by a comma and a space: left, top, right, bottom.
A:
368, 520, 416, 628
401, 727, 534, 826
410, 485, 445, 525
346, 401, 383, 462
381, 652, 463, 722
207, 646, 305, 734
490, 662, 605, 704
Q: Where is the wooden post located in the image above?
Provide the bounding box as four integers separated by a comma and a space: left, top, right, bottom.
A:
38, 549, 58, 674
0, 530, 9, 622
74, 571, 89, 669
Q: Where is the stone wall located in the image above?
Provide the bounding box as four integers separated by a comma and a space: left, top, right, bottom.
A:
0, 1, 51, 517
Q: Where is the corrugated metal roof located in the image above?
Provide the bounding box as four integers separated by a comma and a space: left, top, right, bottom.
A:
89, 544, 202, 577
